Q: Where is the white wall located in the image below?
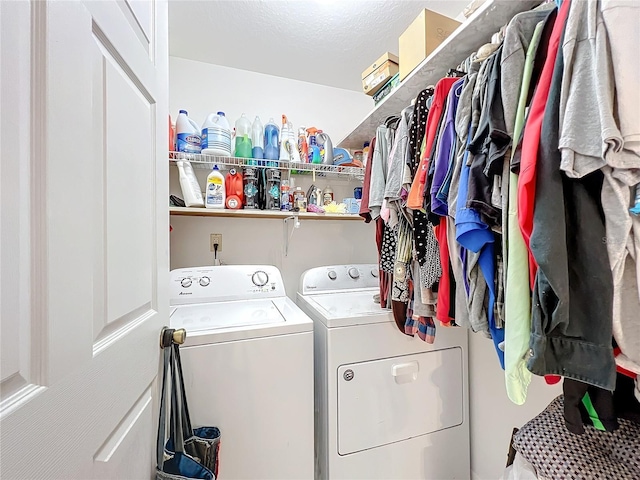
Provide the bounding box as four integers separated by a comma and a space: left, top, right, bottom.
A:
168, 56, 562, 480
468, 334, 562, 479
169, 56, 373, 144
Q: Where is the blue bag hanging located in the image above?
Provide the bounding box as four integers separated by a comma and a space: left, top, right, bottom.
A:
156, 345, 214, 480
168, 343, 221, 477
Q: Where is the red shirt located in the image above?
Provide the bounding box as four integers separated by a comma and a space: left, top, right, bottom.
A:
407, 77, 459, 210
517, 0, 571, 288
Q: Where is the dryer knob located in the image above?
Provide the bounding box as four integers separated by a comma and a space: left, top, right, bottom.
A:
328, 271, 337, 280
348, 267, 360, 279
180, 277, 192, 288
252, 271, 269, 287
371, 268, 379, 278
199, 276, 210, 287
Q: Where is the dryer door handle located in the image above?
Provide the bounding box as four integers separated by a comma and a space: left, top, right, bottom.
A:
392, 361, 419, 384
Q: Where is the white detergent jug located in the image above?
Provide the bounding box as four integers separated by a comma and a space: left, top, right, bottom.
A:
176, 110, 202, 153
202, 112, 232, 157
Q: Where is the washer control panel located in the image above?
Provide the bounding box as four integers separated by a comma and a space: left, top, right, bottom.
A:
300, 264, 379, 294
170, 265, 285, 306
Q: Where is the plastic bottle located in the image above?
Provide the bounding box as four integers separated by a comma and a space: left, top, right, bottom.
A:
176, 160, 204, 207
298, 127, 308, 163
279, 116, 290, 163
234, 114, 253, 158
306, 127, 321, 164
362, 141, 370, 165
205, 165, 226, 209
265, 169, 281, 210
251, 116, 264, 162
322, 186, 334, 205
169, 115, 175, 152
280, 179, 291, 211
293, 186, 307, 212
243, 166, 259, 209
201, 112, 232, 157
264, 118, 280, 163
176, 110, 202, 153
225, 168, 244, 209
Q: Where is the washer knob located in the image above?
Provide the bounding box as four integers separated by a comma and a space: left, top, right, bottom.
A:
348, 267, 360, 279
371, 268, 379, 278
252, 270, 269, 287
180, 277, 192, 288
199, 276, 210, 287
328, 271, 337, 280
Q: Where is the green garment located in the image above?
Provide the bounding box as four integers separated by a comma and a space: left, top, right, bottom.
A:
504, 20, 546, 405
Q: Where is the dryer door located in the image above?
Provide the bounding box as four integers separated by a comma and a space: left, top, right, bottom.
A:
337, 347, 464, 455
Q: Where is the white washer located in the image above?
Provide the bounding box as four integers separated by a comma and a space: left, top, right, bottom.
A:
170, 265, 314, 480
297, 264, 470, 480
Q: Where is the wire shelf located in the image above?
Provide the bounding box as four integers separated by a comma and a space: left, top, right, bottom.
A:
169, 152, 365, 180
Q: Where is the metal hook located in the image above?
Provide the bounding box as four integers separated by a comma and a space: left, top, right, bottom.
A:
160, 326, 187, 349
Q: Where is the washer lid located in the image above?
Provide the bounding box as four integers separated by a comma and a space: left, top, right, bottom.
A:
170, 298, 285, 333
301, 290, 391, 327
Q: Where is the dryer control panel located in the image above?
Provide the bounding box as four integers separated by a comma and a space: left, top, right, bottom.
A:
170, 265, 286, 306
299, 264, 379, 295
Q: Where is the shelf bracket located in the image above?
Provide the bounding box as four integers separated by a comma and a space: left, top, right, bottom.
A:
283, 214, 300, 257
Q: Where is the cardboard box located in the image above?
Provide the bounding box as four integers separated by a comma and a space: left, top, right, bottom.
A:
361, 52, 399, 96
399, 9, 461, 81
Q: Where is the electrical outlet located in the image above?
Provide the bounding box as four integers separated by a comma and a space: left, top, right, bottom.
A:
210, 234, 222, 252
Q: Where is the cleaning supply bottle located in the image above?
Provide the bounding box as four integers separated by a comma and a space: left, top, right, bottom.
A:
251, 116, 264, 162
265, 169, 281, 210
264, 118, 280, 163
176, 110, 202, 153
317, 131, 334, 165
234, 114, 252, 158
201, 112, 232, 157
280, 179, 291, 211
306, 127, 321, 164
298, 127, 308, 163
243, 166, 259, 209
169, 115, 175, 152
205, 165, 226, 209
279, 115, 290, 162
322, 185, 334, 205
362, 141, 370, 165
293, 186, 307, 212
225, 168, 244, 209
176, 160, 204, 207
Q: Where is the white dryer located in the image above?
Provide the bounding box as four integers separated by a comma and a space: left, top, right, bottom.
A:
170, 265, 314, 480
297, 264, 470, 480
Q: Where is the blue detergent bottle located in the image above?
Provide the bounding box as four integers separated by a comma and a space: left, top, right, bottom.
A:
264, 118, 280, 164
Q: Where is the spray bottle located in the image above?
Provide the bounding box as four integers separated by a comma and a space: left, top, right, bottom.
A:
298, 126, 308, 163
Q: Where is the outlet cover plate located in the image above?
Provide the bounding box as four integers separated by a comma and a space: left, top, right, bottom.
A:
210, 233, 222, 252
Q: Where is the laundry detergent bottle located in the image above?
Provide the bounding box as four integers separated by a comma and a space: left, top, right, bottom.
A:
225, 168, 244, 209
234, 114, 252, 158
264, 117, 280, 162
201, 112, 232, 157
205, 165, 226, 209
176, 110, 202, 153
251, 116, 264, 162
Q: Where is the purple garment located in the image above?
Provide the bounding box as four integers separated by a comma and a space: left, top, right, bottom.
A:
431, 78, 465, 216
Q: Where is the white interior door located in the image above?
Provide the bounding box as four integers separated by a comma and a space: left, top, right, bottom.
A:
0, 1, 168, 478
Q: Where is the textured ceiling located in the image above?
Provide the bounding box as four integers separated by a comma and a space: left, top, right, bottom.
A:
169, 0, 468, 91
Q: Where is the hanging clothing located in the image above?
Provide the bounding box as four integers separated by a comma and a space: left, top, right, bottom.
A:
407, 77, 459, 210
517, 0, 571, 289
503, 16, 549, 406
